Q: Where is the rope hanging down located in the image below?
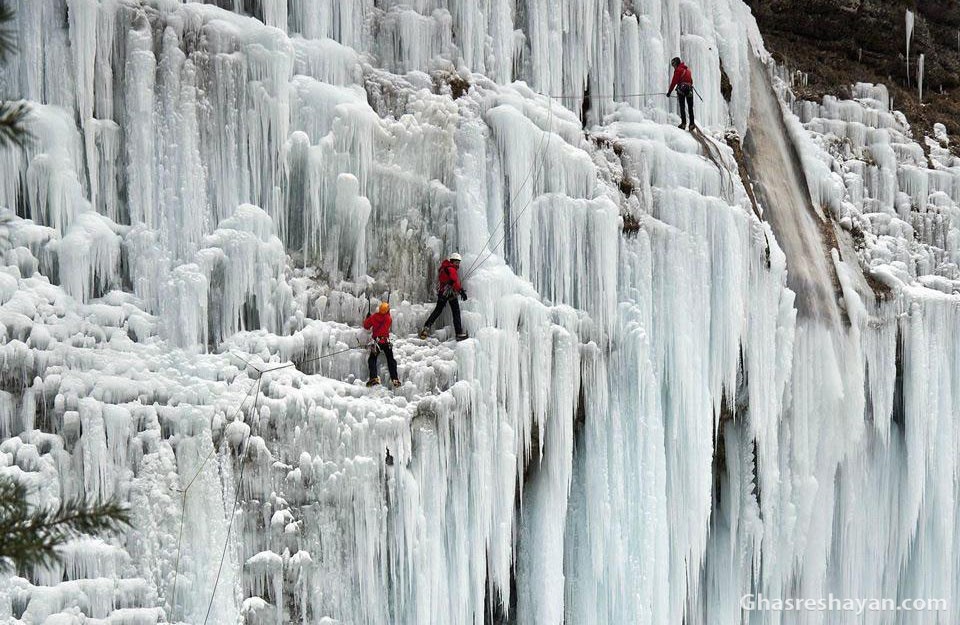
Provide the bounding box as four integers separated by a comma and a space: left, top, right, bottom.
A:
171, 347, 360, 491
202, 375, 262, 625
461, 94, 556, 279
463, 87, 685, 278
168, 343, 364, 619
169, 378, 260, 616
463, 95, 556, 280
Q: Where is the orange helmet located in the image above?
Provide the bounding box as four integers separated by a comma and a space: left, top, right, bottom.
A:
378, 302, 390, 313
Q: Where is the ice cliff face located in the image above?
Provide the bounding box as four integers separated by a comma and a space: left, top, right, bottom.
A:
0, 1, 959, 624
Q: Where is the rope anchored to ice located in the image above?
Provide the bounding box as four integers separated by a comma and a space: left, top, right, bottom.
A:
167, 345, 364, 619
463, 95, 555, 280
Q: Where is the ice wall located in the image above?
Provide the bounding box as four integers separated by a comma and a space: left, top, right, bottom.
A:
0, 1, 958, 625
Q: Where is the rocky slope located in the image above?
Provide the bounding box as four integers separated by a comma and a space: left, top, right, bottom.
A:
746, 0, 960, 152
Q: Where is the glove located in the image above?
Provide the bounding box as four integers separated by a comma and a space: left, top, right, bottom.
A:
666, 91, 672, 98
460, 290, 468, 301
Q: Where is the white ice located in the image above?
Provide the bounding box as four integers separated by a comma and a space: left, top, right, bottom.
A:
0, 1, 958, 625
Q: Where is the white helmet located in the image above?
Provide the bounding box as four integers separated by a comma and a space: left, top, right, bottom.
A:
449, 252, 462, 262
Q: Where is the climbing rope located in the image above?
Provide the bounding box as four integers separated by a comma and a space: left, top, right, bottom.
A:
166, 82, 687, 616
202, 375, 262, 625
548, 90, 670, 100
162, 77, 687, 620
463, 91, 675, 279
461, 94, 556, 279
463, 95, 555, 280
257, 345, 364, 373
168, 343, 365, 619
169, 377, 259, 616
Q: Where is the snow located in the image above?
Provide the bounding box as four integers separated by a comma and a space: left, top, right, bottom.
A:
0, 0, 957, 624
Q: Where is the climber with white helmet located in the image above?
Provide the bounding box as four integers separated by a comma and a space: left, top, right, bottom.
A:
363, 301, 400, 387
667, 57, 696, 130
419, 253, 468, 341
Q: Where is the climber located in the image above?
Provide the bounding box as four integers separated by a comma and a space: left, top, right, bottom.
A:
363, 302, 400, 388
666, 57, 695, 130
419, 253, 468, 341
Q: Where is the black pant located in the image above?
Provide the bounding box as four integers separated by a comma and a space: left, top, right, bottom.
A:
424, 294, 463, 334
368, 342, 398, 380
677, 84, 694, 127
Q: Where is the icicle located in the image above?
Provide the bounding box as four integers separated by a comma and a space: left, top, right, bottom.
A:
260, 0, 288, 31
57, 212, 121, 303
918, 53, 925, 102
67, 0, 98, 126
124, 25, 157, 230
906, 10, 915, 86
333, 174, 371, 281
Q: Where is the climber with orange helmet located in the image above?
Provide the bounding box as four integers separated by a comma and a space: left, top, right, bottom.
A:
363, 301, 400, 387
419, 253, 468, 341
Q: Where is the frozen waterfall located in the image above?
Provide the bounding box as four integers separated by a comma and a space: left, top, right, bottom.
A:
1, 1, 959, 624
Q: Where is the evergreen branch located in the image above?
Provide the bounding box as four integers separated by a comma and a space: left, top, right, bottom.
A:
0, 101, 31, 149
37, 497, 131, 538
0, 476, 131, 572
0, 477, 27, 516
0, 513, 61, 571
0, 0, 15, 63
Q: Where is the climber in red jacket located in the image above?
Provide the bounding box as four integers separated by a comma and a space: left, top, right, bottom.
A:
363, 302, 400, 387
419, 253, 468, 341
666, 57, 695, 130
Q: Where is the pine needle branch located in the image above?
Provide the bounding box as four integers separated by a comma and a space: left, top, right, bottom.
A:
0, 476, 131, 572
0, 101, 31, 149
0, 0, 16, 63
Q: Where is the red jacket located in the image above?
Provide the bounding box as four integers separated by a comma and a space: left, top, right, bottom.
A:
363, 312, 392, 342
437, 260, 462, 295
668, 62, 693, 93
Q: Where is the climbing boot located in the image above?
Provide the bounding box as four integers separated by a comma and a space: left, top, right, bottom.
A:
391, 379, 401, 388
366, 376, 380, 387
677, 122, 686, 130
418, 328, 429, 339
456, 333, 469, 342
